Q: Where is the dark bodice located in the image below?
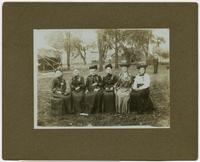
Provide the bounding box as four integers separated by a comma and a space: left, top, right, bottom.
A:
86, 74, 103, 92
51, 77, 66, 94
70, 76, 85, 92
103, 74, 118, 90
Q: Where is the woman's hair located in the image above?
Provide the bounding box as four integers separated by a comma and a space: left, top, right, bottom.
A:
139, 67, 146, 73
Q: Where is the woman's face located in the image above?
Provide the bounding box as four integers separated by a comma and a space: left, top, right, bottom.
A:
106, 67, 112, 74
73, 69, 79, 76
139, 67, 145, 75
121, 66, 128, 73
89, 69, 96, 75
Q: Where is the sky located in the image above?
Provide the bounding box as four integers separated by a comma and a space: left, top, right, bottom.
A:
34, 28, 169, 54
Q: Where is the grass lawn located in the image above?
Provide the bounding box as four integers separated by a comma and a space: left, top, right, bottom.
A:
37, 64, 170, 128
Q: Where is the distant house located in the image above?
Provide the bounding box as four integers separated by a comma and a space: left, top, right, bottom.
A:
37, 47, 62, 71
88, 50, 99, 63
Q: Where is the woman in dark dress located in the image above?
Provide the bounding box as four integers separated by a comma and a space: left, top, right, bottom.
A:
115, 63, 133, 114
70, 68, 85, 114
51, 70, 71, 115
84, 65, 103, 114
102, 64, 118, 113
130, 63, 154, 114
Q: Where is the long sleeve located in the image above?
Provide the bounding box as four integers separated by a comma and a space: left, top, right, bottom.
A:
51, 78, 57, 93
132, 76, 138, 90
97, 76, 103, 88
70, 76, 85, 91
103, 74, 118, 90
70, 78, 75, 91
61, 79, 67, 93
102, 76, 106, 88
86, 77, 90, 91
79, 77, 85, 90
113, 75, 118, 85
115, 73, 122, 88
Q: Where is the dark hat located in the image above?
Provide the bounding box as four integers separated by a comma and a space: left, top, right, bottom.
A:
105, 63, 112, 69
119, 60, 130, 67
136, 63, 148, 69
119, 61, 130, 67
120, 63, 130, 67
89, 65, 98, 70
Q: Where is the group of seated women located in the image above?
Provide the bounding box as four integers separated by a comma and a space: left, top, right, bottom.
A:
51, 62, 154, 115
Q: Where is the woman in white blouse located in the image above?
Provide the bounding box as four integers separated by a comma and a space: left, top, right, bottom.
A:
130, 64, 154, 114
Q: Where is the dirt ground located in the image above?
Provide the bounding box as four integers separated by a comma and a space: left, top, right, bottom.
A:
37, 64, 170, 128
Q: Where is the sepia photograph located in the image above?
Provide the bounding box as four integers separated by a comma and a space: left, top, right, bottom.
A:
34, 29, 170, 128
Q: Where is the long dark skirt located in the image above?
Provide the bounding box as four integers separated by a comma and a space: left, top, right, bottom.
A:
84, 91, 103, 114
71, 91, 84, 113
130, 88, 154, 114
51, 93, 71, 115
102, 91, 115, 113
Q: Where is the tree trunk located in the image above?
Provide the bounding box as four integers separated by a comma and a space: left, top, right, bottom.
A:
64, 32, 71, 70
99, 49, 103, 71
82, 50, 87, 65
67, 51, 70, 70
77, 48, 87, 65
115, 48, 119, 69
145, 36, 150, 63
114, 30, 119, 69
67, 32, 71, 70
80, 53, 87, 65
126, 52, 131, 64
97, 32, 103, 72
83, 58, 86, 65
43, 62, 45, 71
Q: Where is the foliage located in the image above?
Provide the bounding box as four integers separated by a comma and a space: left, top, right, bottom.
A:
45, 31, 97, 67
43, 30, 166, 70
72, 37, 96, 65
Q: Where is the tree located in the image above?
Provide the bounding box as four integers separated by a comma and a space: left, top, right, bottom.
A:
72, 38, 96, 65
97, 31, 104, 71
63, 32, 71, 70
114, 30, 119, 68
104, 29, 123, 69
45, 31, 71, 70
97, 30, 112, 71
154, 36, 165, 47
121, 30, 154, 61
96, 29, 126, 69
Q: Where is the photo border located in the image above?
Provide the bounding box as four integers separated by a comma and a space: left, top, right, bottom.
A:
33, 28, 171, 129
3, 3, 197, 160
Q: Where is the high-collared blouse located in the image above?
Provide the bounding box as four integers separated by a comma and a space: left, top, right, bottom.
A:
103, 73, 118, 90
70, 75, 85, 92
132, 73, 150, 90
86, 74, 103, 92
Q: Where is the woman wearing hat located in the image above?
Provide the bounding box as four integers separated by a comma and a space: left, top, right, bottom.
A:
84, 65, 103, 114
70, 68, 85, 114
102, 64, 118, 113
115, 62, 133, 114
130, 64, 154, 114
51, 70, 71, 115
